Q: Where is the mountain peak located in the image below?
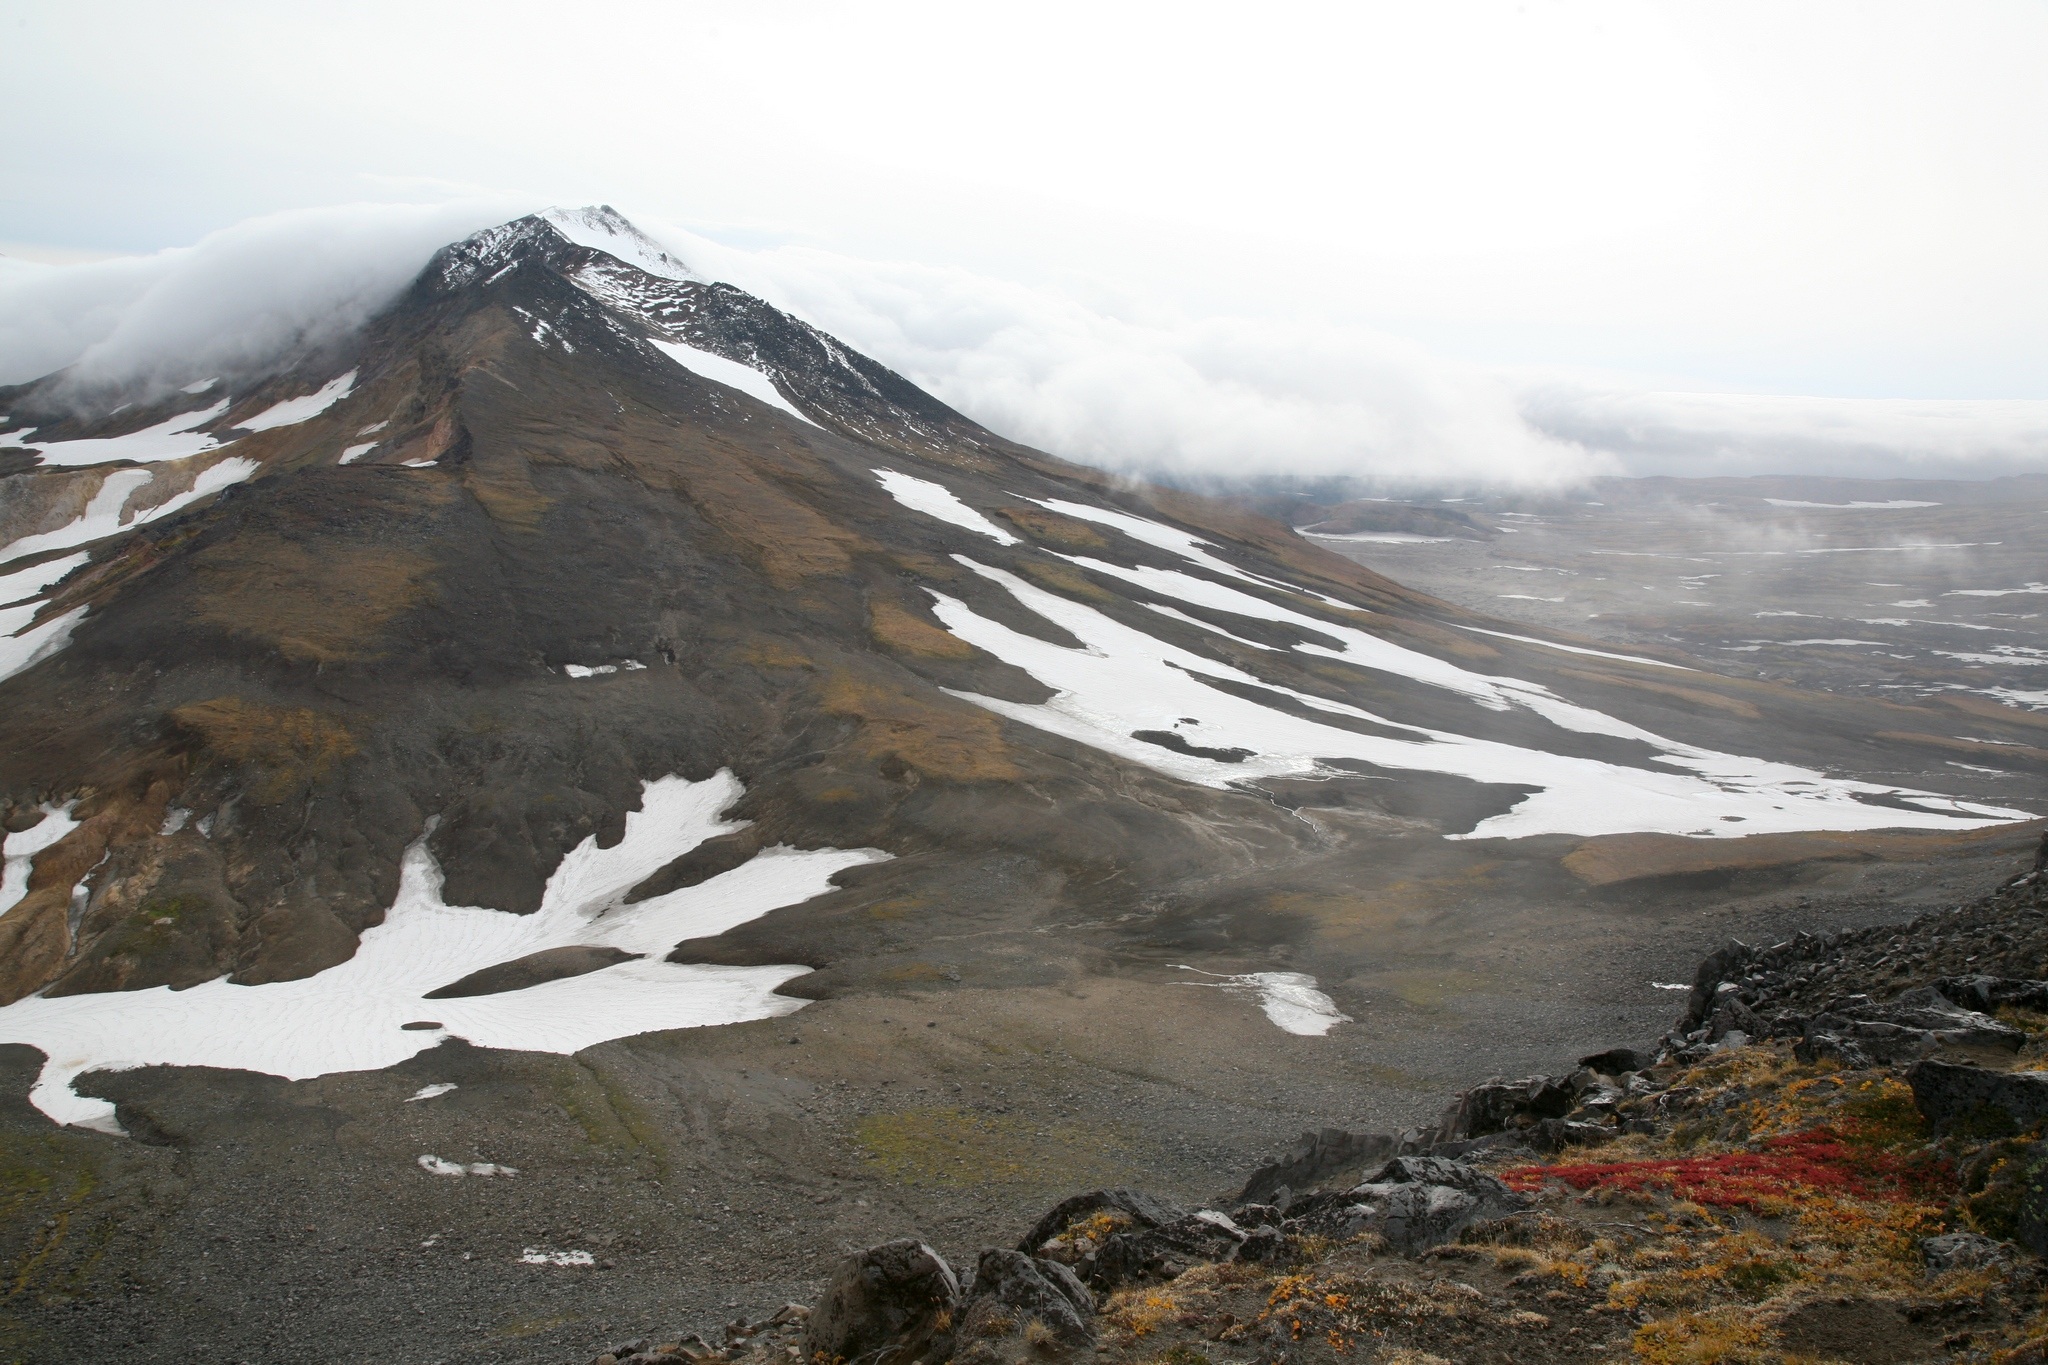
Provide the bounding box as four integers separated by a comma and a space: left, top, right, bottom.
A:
427, 204, 699, 296
539, 204, 699, 282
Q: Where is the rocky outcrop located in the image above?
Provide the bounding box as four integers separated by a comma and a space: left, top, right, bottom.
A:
803, 1239, 959, 1365
1909, 1059, 2048, 1135
956, 1250, 1094, 1349
1348, 1156, 1529, 1253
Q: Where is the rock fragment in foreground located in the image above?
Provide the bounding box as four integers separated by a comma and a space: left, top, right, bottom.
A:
804, 1238, 959, 1365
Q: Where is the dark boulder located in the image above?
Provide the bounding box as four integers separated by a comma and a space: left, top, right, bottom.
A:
1086, 1210, 1250, 1290
1017, 1188, 1186, 1255
1908, 1060, 2048, 1136
804, 1239, 960, 1365
956, 1249, 1094, 1348
1439, 1074, 1575, 1141
1341, 1155, 1529, 1254
1233, 1127, 1398, 1205
1578, 1046, 1648, 1076
1797, 991, 2023, 1067
1682, 940, 1754, 1032
1932, 975, 2048, 1014
1227, 1202, 1284, 1228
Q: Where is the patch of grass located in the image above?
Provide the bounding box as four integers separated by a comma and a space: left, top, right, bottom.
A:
853, 1107, 1132, 1190
869, 600, 974, 660
819, 672, 1019, 782
189, 535, 437, 665
491, 1313, 578, 1339
546, 1060, 666, 1176
1631, 1308, 1772, 1365
1017, 560, 1113, 602
168, 697, 358, 802
0, 1134, 100, 1305
995, 507, 1107, 549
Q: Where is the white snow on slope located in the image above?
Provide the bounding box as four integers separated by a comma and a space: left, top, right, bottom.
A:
1764, 499, 1942, 510
0, 802, 80, 919
1454, 625, 1692, 671
649, 339, 819, 428
0, 771, 888, 1132
1948, 583, 2048, 598
16, 399, 228, 467
235, 370, 356, 431
0, 604, 86, 685
1, 551, 88, 607
0, 545, 95, 683
1179, 967, 1350, 1036
1028, 496, 1337, 601
873, 470, 1018, 545
0, 458, 260, 572
543, 206, 699, 282
1304, 531, 1454, 544
924, 558, 2028, 841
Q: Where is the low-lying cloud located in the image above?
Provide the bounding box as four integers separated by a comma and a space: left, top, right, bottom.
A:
1522, 386, 2048, 481
5, 202, 2044, 488
0, 200, 509, 396
654, 226, 1611, 489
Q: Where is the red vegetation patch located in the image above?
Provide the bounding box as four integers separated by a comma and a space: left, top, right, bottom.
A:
1501, 1129, 1951, 1213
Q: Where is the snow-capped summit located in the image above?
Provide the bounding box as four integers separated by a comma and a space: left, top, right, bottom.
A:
538, 204, 700, 282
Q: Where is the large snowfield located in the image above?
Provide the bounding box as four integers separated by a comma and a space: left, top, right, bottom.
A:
0, 773, 888, 1133
875, 470, 2031, 841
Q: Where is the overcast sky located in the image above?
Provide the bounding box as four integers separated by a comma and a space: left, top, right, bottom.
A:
5, 0, 2046, 485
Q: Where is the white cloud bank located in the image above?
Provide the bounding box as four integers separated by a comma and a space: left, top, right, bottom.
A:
5, 203, 2043, 487
0, 200, 509, 395
1521, 386, 2048, 480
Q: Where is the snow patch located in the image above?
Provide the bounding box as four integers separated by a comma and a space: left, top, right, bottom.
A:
1, 802, 80, 919
1763, 499, 1942, 509
0, 552, 88, 608
520, 1248, 594, 1267
406, 1083, 457, 1102
921, 557, 2028, 841
15, 399, 228, 467
1948, 583, 2048, 598
1303, 531, 1454, 544
1, 458, 259, 569
1453, 625, 1691, 671
564, 661, 646, 678
338, 442, 377, 464
649, 339, 817, 428
1178, 967, 1350, 1036
0, 605, 86, 685
873, 470, 1019, 545
542, 206, 698, 282
235, 371, 357, 431
0, 771, 889, 1132
1027, 497, 1339, 603
419, 1154, 515, 1177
